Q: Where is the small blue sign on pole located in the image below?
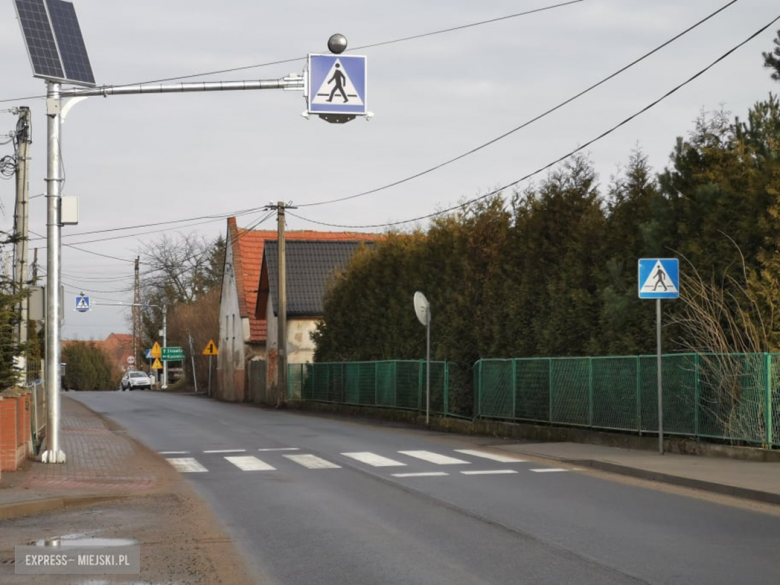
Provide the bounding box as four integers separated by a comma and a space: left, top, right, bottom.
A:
145, 349, 152, 360
75, 294, 90, 312
638, 259, 679, 299
307, 54, 367, 116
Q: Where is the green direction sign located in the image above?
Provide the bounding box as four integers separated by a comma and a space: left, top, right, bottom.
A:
161, 346, 185, 361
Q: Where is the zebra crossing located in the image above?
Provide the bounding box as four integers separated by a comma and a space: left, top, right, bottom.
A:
161, 447, 571, 477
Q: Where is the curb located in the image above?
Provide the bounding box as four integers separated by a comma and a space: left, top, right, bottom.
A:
562, 458, 780, 506
0, 494, 128, 521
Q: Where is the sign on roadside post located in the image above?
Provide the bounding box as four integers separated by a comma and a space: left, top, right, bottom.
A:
161, 347, 185, 361
202, 340, 218, 397
75, 294, 90, 312
638, 258, 680, 456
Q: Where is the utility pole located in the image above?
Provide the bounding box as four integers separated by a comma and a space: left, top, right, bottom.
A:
277, 202, 287, 405
13, 107, 31, 353
266, 201, 296, 405
132, 257, 141, 370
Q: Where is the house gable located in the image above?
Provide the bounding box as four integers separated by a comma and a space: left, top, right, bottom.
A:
258, 240, 372, 320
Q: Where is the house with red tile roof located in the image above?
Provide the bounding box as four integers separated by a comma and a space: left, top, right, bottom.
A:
217, 217, 375, 402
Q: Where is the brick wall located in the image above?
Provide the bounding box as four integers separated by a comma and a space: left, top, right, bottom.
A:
0, 394, 28, 472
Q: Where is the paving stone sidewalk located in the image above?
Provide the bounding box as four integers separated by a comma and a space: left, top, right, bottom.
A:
0, 395, 156, 517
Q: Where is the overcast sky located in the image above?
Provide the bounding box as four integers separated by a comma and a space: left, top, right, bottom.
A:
0, 0, 778, 343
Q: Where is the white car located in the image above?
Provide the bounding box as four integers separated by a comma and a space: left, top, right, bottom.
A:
121, 371, 152, 391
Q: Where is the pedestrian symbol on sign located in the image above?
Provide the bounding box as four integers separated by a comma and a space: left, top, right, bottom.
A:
311, 59, 364, 107
75, 294, 90, 312
638, 259, 679, 298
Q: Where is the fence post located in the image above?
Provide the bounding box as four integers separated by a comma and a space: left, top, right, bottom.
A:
444, 361, 449, 417
695, 354, 700, 439
511, 359, 517, 421
588, 357, 594, 428
548, 358, 554, 423
636, 356, 642, 434
393, 361, 398, 408
418, 360, 424, 414
477, 360, 483, 418
766, 353, 773, 447
374, 362, 378, 407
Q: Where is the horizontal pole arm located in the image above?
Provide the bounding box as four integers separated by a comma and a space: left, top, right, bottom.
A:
61, 76, 304, 98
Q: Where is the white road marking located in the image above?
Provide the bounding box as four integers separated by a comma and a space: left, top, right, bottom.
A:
225, 456, 276, 471
159, 451, 189, 455
284, 454, 341, 469
258, 447, 301, 452
454, 449, 527, 463
167, 458, 208, 473
204, 449, 246, 454
392, 472, 449, 478
398, 451, 470, 465
530, 468, 569, 473
341, 452, 406, 467
460, 469, 518, 475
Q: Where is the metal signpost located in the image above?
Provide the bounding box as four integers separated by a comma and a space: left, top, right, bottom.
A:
202, 340, 218, 397
413, 292, 431, 425
12, 1, 371, 463
638, 258, 680, 455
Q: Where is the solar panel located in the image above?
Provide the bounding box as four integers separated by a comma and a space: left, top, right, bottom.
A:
14, 0, 65, 81
45, 0, 94, 85
13, 0, 95, 86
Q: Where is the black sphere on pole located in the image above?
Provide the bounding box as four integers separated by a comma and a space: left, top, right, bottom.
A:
328, 34, 348, 54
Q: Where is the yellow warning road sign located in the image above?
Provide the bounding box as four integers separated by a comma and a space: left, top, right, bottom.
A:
202, 339, 218, 356
152, 358, 163, 370
151, 341, 162, 359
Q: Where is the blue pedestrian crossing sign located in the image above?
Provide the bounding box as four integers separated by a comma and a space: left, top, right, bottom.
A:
638, 259, 679, 299
75, 294, 90, 312
145, 349, 152, 360
307, 54, 367, 116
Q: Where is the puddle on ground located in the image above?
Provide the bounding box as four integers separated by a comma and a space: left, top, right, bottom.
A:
30, 533, 137, 547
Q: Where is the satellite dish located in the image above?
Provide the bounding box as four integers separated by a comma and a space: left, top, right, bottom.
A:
413, 291, 430, 326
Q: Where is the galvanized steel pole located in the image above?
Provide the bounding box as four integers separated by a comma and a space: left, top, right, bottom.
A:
162, 305, 168, 390
42, 81, 65, 463
657, 298, 664, 455
60, 77, 304, 99
426, 306, 431, 426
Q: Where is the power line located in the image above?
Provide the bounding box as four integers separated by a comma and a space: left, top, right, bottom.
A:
28, 205, 262, 242
0, 1, 582, 104
296, 0, 738, 209
288, 13, 780, 230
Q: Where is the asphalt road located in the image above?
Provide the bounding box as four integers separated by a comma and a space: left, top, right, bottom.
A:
73, 391, 780, 585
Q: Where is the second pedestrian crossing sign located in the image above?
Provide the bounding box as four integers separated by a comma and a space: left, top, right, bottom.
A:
638, 258, 679, 299
307, 54, 367, 116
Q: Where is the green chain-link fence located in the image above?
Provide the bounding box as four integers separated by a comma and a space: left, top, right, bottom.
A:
290, 353, 778, 447
476, 353, 779, 447
289, 361, 449, 414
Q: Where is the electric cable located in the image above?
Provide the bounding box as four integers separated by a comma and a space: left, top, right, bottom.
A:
288, 13, 780, 230
296, 0, 737, 209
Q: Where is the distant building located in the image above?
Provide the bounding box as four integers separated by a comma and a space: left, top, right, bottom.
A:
62, 332, 133, 375
257, 239, 373, 396
217, 217, 374, 402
